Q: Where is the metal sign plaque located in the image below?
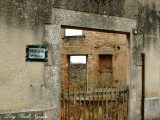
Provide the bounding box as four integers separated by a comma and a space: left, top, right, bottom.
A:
26, 45, 48, 62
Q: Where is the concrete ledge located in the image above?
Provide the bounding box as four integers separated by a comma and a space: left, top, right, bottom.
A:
54, 8, 136, 33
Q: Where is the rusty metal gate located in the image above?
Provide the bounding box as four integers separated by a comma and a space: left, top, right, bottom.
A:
61, 82, 128, 120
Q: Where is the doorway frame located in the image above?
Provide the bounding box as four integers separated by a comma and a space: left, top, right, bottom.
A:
44, 8, 136, 120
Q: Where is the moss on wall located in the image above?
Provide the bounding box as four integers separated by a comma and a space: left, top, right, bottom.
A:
54, 0, 160, 36
54, 0, 125, 16
1, 0, 160, 36
0, 0, 52, 25
0, 0, 53, 38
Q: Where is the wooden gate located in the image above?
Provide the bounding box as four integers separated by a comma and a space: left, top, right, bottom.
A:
61, 82, 128, 120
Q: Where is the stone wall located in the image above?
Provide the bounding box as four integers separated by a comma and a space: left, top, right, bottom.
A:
61, 29, 129, 92
54, 0, 126, 17
0, 0, 160, 119
53, 0, 160, 119
0, 1, 60, 120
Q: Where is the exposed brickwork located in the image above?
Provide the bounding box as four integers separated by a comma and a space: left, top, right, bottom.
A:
61, 28, 128, 92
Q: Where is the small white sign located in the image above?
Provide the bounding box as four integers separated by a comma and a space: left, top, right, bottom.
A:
26, 45, 48, 62
29, 48, 45, 59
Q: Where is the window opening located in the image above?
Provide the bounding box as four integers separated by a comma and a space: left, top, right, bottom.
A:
65, 29, 83, 37
69, 55, 87, 83
99, 55, 112, 86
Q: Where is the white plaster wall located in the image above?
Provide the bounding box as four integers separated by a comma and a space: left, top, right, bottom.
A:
0, 22, 45, 111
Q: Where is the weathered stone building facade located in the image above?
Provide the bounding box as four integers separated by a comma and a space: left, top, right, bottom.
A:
0, 0, 160, 119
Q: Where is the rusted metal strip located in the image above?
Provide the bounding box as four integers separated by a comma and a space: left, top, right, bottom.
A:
62, 90, 127, 97
93, 89, 95, 120
78, 86, 81, 120
106, 89, 108, 120
73, 86, 76, 120
126, 86, 128, 120
97, 87, 100, 119
111, 91, 113, 119
115, 90, 117, 120
63, 90, 66, 120
89, 93, 91, 120
83, 90, 86, 120
123, 84, 125, 120
102, 84, 104, 120
118, 83, 120, 120
61, 82, 128, 120
68, 86, 70, 120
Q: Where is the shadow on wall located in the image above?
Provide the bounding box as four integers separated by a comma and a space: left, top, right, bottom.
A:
137, 3, 160, 35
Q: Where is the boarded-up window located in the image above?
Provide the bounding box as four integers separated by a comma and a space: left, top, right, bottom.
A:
69, 56, 87, 83
99, 55, 112, 84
